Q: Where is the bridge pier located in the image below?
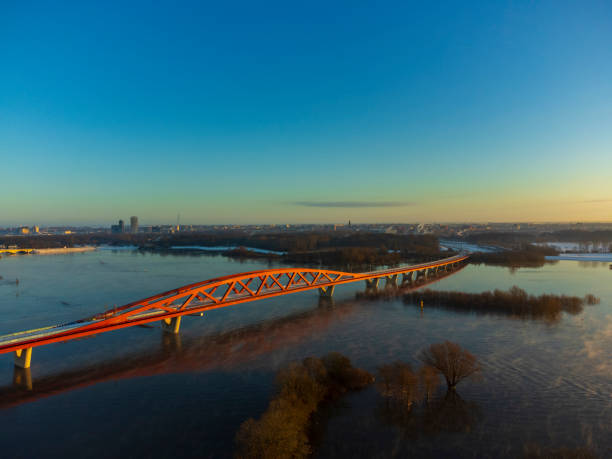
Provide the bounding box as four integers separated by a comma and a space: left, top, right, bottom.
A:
318, 296, 335, 307
14, 348, 32, 369
318, 286, 335, 298
365, 278, 380, 289
401, 272, 413, 285
162, 331, 183, 354
13, 366, 32, 390
385, 275, 398, 288
161, 316, 182, 334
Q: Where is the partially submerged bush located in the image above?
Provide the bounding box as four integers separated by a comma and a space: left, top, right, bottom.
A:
404, 286, 599, 323
235, 353, 373, 459
322, 352, 374, 393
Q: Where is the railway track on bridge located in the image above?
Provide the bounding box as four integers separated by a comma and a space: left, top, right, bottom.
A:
0, 254, 468, 369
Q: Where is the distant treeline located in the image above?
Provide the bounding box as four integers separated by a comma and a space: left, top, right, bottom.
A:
469, 244, 558, 268
1, 231, 440, 252
167, 231, 445, 268
404, 286, 599, 323
0, 233, 148, 249
547, 229, 612, 243
464, 229, 612, 246
3, 231, 446, 269
464, 232, 538, 246
161, 231, 441, 254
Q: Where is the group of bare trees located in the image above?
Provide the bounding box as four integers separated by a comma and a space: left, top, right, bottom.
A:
377, 341, 481, 409
235, 342, 480, 458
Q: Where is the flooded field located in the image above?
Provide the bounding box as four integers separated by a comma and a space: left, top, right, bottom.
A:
0, 250, 610, 458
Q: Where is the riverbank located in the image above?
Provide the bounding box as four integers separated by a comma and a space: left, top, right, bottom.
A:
546, 253, 612, 262
32, 246, 96, 255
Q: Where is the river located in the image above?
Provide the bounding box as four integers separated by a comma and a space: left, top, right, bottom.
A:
0, 249, 610, 458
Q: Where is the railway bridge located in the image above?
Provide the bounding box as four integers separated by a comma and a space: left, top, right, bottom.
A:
0, 254, 468, 370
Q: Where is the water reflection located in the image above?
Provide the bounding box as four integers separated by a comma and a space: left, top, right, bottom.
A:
377, 390, 482, 437
0, 301, 353, 408
0, 265, 467, 410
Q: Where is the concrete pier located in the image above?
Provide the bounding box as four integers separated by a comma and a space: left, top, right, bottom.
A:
162, 332, 183, 354
385, 274, 398, 288
365, 278, 380, 289
14, 348, 32, 369
318, 285, 335, 298
13, 367, 32, 390
161, 316, 182, 334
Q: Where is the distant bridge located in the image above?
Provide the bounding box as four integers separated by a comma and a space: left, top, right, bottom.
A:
0, 254, 468, 369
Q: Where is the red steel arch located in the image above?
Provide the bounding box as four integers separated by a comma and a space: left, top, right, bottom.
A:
0, 255, 468, 360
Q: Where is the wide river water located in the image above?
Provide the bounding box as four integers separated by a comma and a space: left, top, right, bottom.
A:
0, 249, 611, 458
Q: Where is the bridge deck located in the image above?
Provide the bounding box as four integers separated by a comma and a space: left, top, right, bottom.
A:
0, 254, 468, 356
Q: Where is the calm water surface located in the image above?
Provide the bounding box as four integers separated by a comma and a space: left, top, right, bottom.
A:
0, 250, 611, 458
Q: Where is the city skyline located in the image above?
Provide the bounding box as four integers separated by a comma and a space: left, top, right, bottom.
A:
2, 1, 611, 225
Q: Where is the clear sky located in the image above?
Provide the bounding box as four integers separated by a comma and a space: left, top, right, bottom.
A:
1, 1, 611, 226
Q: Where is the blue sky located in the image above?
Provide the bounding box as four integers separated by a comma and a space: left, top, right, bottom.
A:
1, 0, 611, 225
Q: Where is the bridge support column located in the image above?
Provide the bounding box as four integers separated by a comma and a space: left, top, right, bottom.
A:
365, 278, 380, 289
14, 347, 32, 369
319, 286, 335, 298
162, 332, 183, 354
161, 316, 182, 334
13, 367, 32, 390
385, 275, 398, 288
402, 272, 413, 284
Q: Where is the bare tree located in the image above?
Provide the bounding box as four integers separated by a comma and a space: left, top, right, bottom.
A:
419, 365, 441, 401
419, 341, 480, 390
376, 362, 421, 408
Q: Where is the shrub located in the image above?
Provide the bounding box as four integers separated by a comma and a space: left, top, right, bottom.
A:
235, 353, 373, 458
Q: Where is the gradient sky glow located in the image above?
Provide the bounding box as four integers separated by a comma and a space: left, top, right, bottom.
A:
1, 1, 611, 225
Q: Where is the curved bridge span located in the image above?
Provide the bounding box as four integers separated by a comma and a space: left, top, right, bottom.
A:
0, 254, 468, 369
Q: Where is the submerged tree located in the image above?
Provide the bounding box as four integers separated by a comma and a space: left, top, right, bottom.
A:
419, 341, 480, 390
419, 365, 441, 401
376, 362, 422, 408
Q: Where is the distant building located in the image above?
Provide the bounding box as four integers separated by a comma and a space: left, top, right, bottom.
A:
111, 219, 125, 234
130, 216, 139, 234
18, 226, 30, 234
32, 226, 40, 234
